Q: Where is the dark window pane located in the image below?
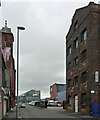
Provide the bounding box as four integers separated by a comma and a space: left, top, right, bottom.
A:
81, 28, 87, 42
81, 93, 86, 104
68, 62, 71, 71
74, 76, 78, 86
81, 49, 87, 62
73, 38, 78, 49
68, 95, 71, 104
74, 21, 78, 31
68, 79, 71, 88
81, 71, 87, 83
74, 57, 78, 67
67, 45, 71, 55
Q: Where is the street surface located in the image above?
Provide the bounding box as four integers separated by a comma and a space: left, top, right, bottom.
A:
3, 105, 99, 119
19, 105, 94, 119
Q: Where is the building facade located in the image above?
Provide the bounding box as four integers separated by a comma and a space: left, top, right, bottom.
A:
19, 89, 41, 103
50, 83, 66, 104
66, 2, 100, 115
0, 50, 6, 119
0, 21, 16, 119
1, 21, 16, 109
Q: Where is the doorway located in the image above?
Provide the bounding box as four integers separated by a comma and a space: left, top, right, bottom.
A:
75, 95, 78, 112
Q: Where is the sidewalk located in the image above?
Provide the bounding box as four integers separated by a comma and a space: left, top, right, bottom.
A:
3, 107, 22, 119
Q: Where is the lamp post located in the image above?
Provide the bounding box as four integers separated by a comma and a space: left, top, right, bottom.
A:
16, 26, 25, 119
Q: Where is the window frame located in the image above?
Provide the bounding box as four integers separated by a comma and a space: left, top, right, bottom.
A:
67, 45, 71, 55
74, 21, 78, 31
68, 62, 71, 71
81, 28, 87, 42
81, 71, 87, 83
74, 56, 78, 67
73, 37, 78, 49
68, 79, 71, 88
81, 93, 87, 104
81, 49, 87, 62
74, 76, 78, 86
68, 95, 71, 104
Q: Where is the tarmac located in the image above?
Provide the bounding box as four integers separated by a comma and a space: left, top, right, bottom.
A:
2, 106, 100, 120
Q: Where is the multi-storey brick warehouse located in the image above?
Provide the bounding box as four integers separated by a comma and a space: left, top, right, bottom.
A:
66, 2, 100, 115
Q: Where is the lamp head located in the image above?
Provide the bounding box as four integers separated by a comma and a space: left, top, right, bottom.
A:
17, 26, 25, 30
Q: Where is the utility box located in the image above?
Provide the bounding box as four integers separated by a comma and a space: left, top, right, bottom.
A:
92, 103, 100, 117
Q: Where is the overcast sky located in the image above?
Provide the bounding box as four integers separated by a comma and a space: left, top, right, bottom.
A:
0, 0, 99, 98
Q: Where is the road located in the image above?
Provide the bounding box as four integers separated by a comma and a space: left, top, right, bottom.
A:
19, 105, 95, 119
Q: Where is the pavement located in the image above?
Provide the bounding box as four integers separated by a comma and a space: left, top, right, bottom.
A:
2, 107, 22, 119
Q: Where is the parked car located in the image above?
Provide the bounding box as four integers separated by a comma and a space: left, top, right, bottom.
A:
29, 101, 37, 106
47, 100, 56, 106
57, 103, 62, 106
21, 103, 26, 108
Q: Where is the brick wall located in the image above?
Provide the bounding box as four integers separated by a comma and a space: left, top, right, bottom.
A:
50, 83, 58, 100
66, 2, 100, 114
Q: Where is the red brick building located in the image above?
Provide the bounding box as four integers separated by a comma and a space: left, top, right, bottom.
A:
1, 21, 16, 109
50, 83, 66, 103
0, 20, 16, 118
66, 2, 100, 115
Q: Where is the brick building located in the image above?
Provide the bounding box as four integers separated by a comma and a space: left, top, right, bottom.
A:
66, 2, 100, 115
0, 51, 6, 120
0, 21, 16, 119
1, 21, 16, 109
50, 83, 66, 103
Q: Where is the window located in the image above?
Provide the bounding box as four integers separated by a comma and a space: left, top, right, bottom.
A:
68, 95, 71, 104
74, 21, 78, 31
68, 62, 71, 71
81, 49, 87, 62
74, 57, 78, 67
81, 93, 86, 104
68, 79, 71, 88
74, 76, 78, 86
50, 88, 52, 92
73, 38, 78, 49
81, 71, 87, 83
81, 28, 87, 42
67, 45, 71, 55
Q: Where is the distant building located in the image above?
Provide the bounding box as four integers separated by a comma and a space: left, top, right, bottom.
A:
50, 83, 66, 103
19, 89, 41, 103
66, 2, 100, 115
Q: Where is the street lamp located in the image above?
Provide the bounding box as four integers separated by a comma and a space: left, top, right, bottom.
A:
16, 26, 25, 119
